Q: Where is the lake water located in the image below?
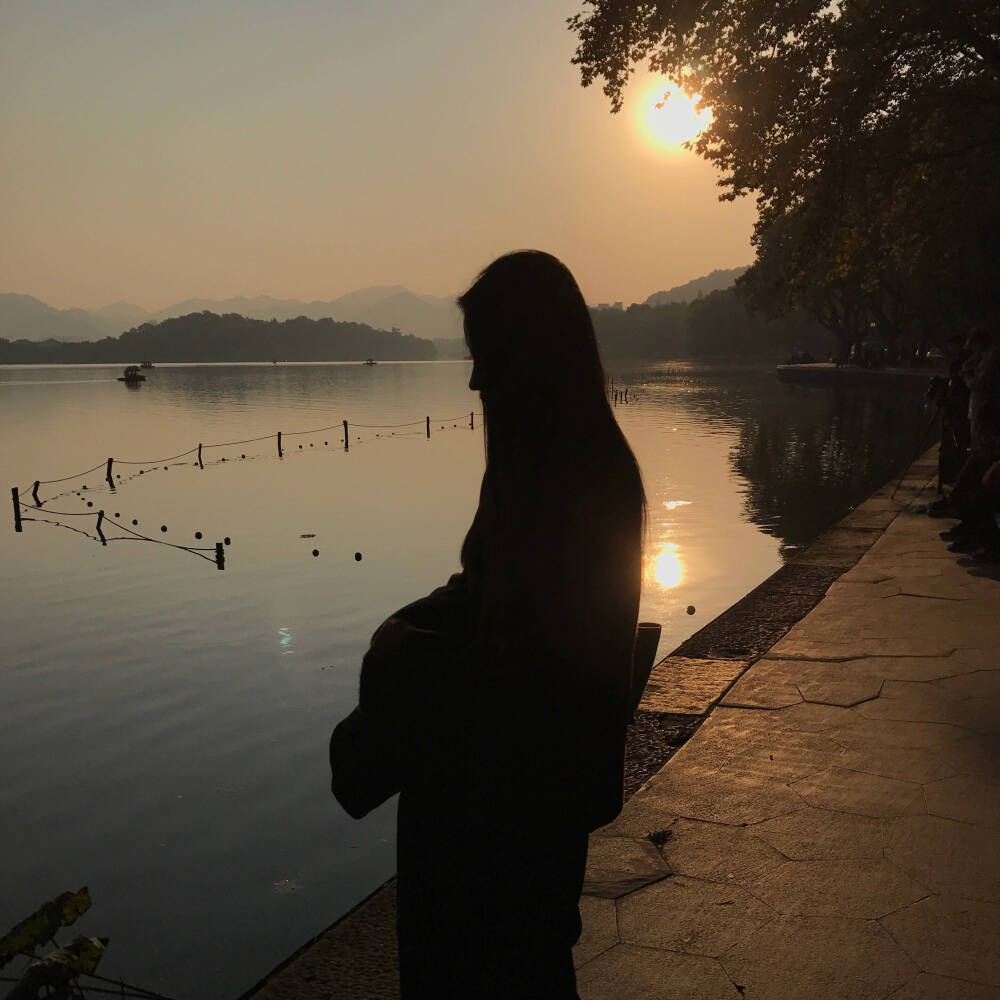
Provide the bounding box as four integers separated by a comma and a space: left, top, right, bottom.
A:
0, 360, 932, 998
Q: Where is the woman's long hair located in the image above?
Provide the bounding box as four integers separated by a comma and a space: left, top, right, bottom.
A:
457, 251, 646, 655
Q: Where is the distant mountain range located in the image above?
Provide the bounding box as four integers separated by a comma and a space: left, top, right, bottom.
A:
0, 287, 464, 345
1, 268, 750, 345
644, 267, 748, 307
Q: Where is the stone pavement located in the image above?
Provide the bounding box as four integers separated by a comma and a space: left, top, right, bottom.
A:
577, 479, 1000, 998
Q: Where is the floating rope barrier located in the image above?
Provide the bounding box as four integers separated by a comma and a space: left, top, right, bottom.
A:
115, 446, 199, 466
15, 407, 483, 489
201, 432, 277, 449
281, 423, 343, 437
0, 970, 182, 999
10, 405, 484, 568
36, 460, 109, 485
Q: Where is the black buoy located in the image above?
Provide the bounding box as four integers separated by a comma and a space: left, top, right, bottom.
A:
354, 551, 362, 561
312, 549, 319, 557
115, 513, 120, 518
298, 444, 302, 449
224, 536, 231, 546
195, 531, 203, 540
87, 501, 93, 508
82, 485, 87, 490
139, 470, 144, 475
164, 466, 168, 471
160, 525, 167, 533
324, 441, 328, 446
132, 519, 138, 525
241, 454, 246, 459
686, 605, 696, 615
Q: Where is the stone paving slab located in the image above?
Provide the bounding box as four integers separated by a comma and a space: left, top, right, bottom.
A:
580, 472, 1000, 999
639, 656, 747, 715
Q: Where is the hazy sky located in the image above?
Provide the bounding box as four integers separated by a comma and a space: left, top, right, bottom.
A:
1, 1, 755, 310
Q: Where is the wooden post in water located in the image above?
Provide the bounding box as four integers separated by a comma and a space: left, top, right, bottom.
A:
198, 443, 204, 469
277, 431, 283, 458
11, 487, 22, 532
215, 541, 225, 570
31, 481, 40, 505
343, 419, 349, 452
470, 411, 474, 430
426, 416, 430, 439
106, 458, 114, 485
96, 509, 106, 545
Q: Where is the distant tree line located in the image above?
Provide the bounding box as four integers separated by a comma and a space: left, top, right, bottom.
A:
590, 288, 830, 360
0, 312, 437, 364
571, 1, 1000, 362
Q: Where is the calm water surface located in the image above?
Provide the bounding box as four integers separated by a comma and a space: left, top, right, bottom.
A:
0, 361, 931, 998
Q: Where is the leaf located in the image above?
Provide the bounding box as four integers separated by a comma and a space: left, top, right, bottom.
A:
62, 934, 108, 975
57, 888, 91, 928
4, 937, 108, 999
0, 888, 91, 969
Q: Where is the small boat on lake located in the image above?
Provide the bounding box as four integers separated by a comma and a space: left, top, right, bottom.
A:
118, 365, 146, 383
364, 358, 378, 366
140, 360, 154, 369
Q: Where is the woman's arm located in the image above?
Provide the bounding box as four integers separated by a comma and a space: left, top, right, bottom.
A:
329, 572, 473, 817
359, 572, 473, 725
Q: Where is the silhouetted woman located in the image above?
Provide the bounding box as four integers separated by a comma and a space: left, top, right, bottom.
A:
331, 250, 645, 998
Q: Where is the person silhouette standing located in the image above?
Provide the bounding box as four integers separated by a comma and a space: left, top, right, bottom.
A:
331, 250, 645, 998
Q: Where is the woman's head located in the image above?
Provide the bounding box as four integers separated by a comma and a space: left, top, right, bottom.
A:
458, 250, 606, 408
458, 251, 646, 590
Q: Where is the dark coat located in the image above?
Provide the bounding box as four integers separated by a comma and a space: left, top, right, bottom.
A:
330, 467, 641, 996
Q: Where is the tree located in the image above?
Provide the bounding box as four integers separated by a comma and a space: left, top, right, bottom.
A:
569, 1, 1000, 349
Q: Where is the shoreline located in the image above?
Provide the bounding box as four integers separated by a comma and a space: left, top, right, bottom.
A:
240, 447, 938, 1000
776, 362, 944, 385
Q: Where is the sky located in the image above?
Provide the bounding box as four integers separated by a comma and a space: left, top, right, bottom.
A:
0, 1, 756, 311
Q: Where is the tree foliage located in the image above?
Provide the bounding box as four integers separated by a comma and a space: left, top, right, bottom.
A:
0, 312, 437, 364
590, 289, 829, 359
570, 1, 1000, 355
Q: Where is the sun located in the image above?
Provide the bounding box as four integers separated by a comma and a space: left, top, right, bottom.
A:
637, 78, 712, 151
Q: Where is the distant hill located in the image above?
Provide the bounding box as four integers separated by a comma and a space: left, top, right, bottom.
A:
591, 286, 830, 360
644, 267, 749, 307
433, 338, 468, 360
0, 293, 110, 342
91, 301, 152, 329
147, 287, 462, 342
0, 312, 436, 364
1, 286, 463, 344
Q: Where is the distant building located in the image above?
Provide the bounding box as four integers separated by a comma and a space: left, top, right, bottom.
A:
593, 301, 625, 311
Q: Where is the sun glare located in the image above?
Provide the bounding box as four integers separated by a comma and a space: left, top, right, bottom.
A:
638, 79, 712, 151
648, 542, 684, 590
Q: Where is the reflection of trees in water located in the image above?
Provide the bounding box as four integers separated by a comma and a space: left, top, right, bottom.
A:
617, 363, 932, 554
729, 384, 930, 553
